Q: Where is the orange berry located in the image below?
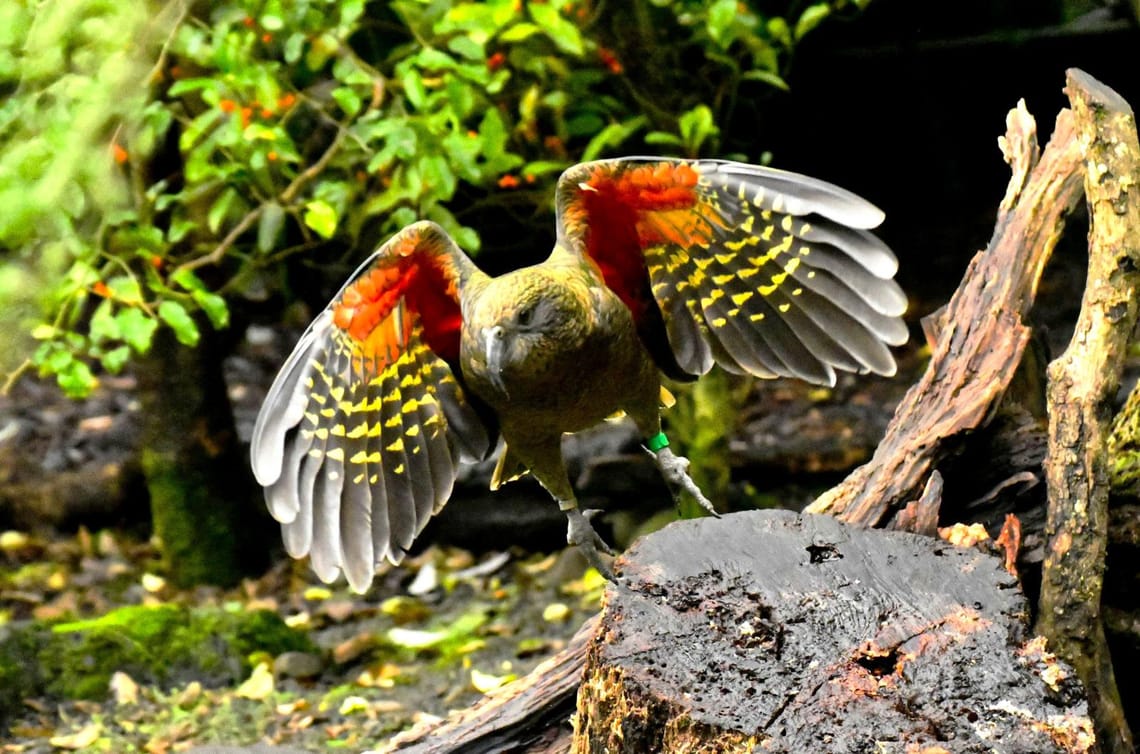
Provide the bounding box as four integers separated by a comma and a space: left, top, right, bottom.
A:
278, 92, 297, 108
242, 16, 255, 28
241, 107, 253, 127
219, 99, 237, 114
598, 47, 623, 75
260, 107, 273, 118
267, 151, 278, 161
111, 143, 128, 164
261, 33, 272, 44
150, 255, 164, 270
487, 51, 506, 71
92, 281, 111, 298
497, 174, 520, 189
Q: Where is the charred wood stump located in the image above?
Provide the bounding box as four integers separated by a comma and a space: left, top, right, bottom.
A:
574, 510, 1093, 754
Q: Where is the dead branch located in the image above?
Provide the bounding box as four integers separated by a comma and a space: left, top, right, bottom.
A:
807, 101, 1085, 526
1036, 67, 1140, 754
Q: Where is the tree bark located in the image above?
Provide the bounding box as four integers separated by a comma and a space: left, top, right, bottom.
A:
1036, 68, 1140, 754
573, 510, 1093, 754
136, 325, 268, 587
806, 100, 1085, 527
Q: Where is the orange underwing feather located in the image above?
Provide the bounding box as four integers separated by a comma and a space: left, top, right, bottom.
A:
250, 221, 495, 592
555, 157, 908, 384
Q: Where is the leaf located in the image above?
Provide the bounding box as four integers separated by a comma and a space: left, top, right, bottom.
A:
470, 668, 515, 693
331, 86, 362, 117
192, 289, 229, 329
258, 201, 285, 252
58, 360, 97, 398
110, 671, 139, 706
741, 69, 789, 91
338, 695, 369, 715
582, 116, 647, 162
101, 345, 131, 374
521, 160, 570, 179
106, 275, 144, 304
387, 627, 449, 650
89, 300, 121, 342
50, 721, 102, 749
644, 131, 684, 147
158, 300, 200, 346
529, 4, 583, 56
303, 199, 338, 239
498, 21, 540, 43
447, 35, 484, 60
117, 308, 158, 353
794, 3, 831, 40
235, 662, 275, 700
706, 0, 738, 47
207, 188, 238, 235
402, 68, 427, 109
284, 32, 306, 64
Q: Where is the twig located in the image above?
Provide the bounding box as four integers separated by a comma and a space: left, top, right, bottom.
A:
172, 127, 348, 276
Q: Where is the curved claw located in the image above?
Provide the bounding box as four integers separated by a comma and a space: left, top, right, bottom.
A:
651, 446, 721, 518
565, 506, 615, 580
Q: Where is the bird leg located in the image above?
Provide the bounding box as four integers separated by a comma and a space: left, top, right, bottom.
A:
647, 438, 721, 518
562, 502, 615, 580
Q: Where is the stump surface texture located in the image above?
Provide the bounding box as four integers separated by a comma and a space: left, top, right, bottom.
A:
574, 510, 1092, 753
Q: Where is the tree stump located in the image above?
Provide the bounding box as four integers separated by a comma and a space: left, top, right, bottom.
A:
573, 510, 1093, 753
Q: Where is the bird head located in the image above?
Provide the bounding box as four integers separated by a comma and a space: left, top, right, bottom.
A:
463, 269, 590, 400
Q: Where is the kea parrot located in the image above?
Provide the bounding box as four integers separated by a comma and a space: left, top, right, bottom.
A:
250, 157, 908, 591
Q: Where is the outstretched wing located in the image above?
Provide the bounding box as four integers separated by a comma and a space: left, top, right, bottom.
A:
555, 158, 908, 385
250, 221, 495, 592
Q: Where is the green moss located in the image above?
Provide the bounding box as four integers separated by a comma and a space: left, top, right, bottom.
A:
0, 604, 315, 708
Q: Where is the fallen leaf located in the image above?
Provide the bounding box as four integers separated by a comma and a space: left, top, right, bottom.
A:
110, 671, 139, 705
236, 662, 275, 700
49, 722, 102, 749
338, 695, 369, 715
470, 668, 516, 693
387, 627, 447, 650
141, 572, 166, 593
333, 631, 378, 664
542, 603, 571, 623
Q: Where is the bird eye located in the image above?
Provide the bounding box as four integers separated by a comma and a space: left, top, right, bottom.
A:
517, 304, 537, 327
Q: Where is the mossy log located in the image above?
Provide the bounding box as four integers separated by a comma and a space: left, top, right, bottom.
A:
573, 510, 1092, 754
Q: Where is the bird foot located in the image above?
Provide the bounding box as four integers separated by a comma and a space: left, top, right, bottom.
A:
651, 446, 720, 517
565, 506, 615, 581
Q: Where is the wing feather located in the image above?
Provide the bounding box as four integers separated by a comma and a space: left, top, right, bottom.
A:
555, 157, 908, 384
250, 221, 496, 592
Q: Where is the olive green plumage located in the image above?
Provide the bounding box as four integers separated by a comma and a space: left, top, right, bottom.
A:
251, 157, 908, 591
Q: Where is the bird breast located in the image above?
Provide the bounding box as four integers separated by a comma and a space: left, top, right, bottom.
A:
460, 269, 653, 430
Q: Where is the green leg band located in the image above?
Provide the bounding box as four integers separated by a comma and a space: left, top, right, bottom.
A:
646, 431, 670, 453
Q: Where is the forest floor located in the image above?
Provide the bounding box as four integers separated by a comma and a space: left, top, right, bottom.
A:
0, 525, 606, 753
0, 323, 926, 754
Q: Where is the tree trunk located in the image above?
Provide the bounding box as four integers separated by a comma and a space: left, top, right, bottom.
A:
573, 510, 1092, 754
136, 324, 268, 587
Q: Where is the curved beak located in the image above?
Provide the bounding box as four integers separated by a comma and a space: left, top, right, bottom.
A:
482, 325, 508, 396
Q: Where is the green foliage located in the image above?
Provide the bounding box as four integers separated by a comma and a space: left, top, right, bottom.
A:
0, 0, 866, 397
0, 605, 313, 703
